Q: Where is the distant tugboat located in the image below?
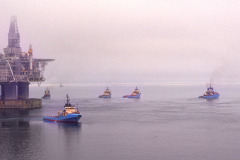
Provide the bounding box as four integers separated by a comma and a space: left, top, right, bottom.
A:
199, 84, 220, 99
43, 95, 82, 123
42, 88, 51, 99
99, 87, 111, 98
122, 87, 141, 98
60, 83, 64, 87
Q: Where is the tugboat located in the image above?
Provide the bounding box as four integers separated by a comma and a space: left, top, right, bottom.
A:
98, 87, 111, 98
43, 95, 82, 123
122, 87, 141, 98
42, 88, 51, 99
60, 83, 64, 87
199, 84, 220, 99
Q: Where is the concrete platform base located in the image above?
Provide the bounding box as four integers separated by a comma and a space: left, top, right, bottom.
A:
0, 98, 42, 109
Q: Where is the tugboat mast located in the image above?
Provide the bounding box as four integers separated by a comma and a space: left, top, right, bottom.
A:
65, 94, 71, 107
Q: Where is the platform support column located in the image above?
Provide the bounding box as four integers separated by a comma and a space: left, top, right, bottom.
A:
18, 82, 29, 99
0, 82, 18, 100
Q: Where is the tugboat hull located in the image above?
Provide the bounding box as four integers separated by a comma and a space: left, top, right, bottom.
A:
98, 95, 111, 98
42, 96, 50, 99
199, 94, 220, 99
122, 94, 141, 98
43, 114, 82, 123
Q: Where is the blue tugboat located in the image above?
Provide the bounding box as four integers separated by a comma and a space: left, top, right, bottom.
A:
199, 85, 220, 99
42, 88, 51, 99
122, 87, 141, 98
43, 95, 82, 123
98, 87, 111, 98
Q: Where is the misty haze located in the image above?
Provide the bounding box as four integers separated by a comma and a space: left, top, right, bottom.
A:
1, 0, 240, 84
1, 1, 240, 160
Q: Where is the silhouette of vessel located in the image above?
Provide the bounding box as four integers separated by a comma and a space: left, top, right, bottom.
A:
60, 83, 64, 87
43, 95, 82, 123
42, 88, 50, 99
122, 87, 141, 98
99, 87, 111, 98
199, 84, 220, 99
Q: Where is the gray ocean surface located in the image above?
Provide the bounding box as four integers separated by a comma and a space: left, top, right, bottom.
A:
1, 84, 240, 160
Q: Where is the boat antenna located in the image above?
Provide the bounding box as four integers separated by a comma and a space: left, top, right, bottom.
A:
66, 94, 70, 106
209, 83, 213, 90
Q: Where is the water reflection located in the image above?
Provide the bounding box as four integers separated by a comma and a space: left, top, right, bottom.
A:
0, 109, 31, 128
57, 122, 82, 145
42, 121, 82, 160
60, 122, 82, 160
0, 109, 45, 160
0, 109, 30, 117
1, 119, 30, 128
43, 120, 82, 130
0, 118, 31, 160
58, 122, 82, 128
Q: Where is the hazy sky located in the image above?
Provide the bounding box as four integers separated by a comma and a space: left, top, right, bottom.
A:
0, 0, 240, 84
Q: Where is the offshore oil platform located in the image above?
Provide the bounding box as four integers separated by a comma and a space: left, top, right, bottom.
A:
0, 16, 54, 108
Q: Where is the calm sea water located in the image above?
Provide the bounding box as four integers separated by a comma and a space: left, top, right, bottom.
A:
1, 84, 240, 160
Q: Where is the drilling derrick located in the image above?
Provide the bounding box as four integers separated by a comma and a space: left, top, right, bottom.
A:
0, 17, 54, 107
